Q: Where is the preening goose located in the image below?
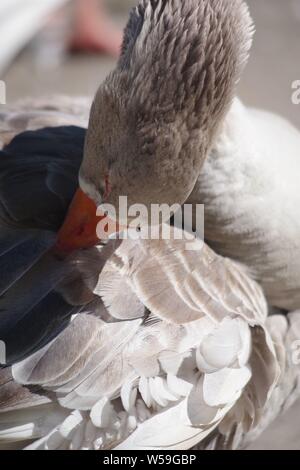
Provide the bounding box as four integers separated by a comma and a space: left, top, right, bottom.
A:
1, 0, 300, 451
0, 100, 299, 451
56, 0, 300, 313
56, 0, 253, 252
0, 211, 286, 450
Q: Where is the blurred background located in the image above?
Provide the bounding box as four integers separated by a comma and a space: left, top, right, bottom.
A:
0, 0, 300, 450
1, 0, 300, 128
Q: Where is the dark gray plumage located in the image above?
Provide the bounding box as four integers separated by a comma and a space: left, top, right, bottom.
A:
0, 126, 88, 364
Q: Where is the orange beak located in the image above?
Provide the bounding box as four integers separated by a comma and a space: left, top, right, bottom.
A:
55, 188, 114, 254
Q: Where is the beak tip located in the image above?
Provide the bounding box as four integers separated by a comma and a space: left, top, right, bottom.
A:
54, 188, 121, 254
54, 188, 101, 253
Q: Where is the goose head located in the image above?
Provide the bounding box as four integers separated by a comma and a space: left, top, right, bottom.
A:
56, 0, 253, 253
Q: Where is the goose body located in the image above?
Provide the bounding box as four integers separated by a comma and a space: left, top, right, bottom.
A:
1, 0, 300, 451
1, 102, 300, 449
75, 0, 300, 312
0, 228, 276, 450
0, 100, 299, 450
0, 99, 90, 364
189, 98, 300, 310
0, 112, 284, 449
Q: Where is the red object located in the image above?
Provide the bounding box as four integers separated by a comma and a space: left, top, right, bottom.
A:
55, 188, 106, 254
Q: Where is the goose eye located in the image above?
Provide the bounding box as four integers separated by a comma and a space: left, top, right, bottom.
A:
98, 181, 106, 197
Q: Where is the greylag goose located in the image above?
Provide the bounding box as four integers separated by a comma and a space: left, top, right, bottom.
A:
56, 0, 300, 314
56, 0, 253, 252
0, 134, 296, 449
0, 132, 299, 448
0, 0, 299, 451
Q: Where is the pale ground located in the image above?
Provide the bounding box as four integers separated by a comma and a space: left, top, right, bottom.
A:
1, 0, 300, 450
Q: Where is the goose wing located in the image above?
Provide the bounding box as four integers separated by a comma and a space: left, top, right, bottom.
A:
2, 231, 278, 450
0, 103, 90, 364
98, 230, 267, 325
